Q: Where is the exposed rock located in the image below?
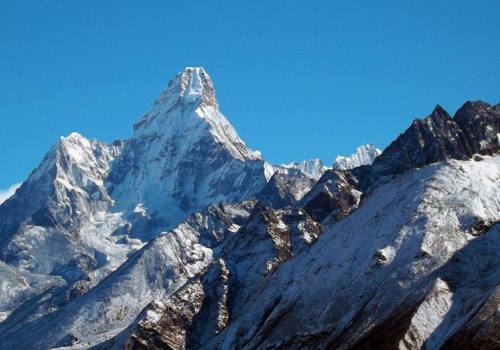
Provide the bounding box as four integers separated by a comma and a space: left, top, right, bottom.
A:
256, 169, 316, 208
121, 279, 205, 350
454, 100, 500, 156
441, 286, 500, 350
370, 101, 499, 179
300, 168, 363, 223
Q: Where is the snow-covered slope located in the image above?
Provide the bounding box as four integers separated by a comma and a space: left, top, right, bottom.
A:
206, 155, 500, 350
0, 261, 65, 322
333, 144, 381, 170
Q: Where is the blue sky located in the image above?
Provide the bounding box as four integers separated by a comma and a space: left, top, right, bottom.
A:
0, 1, 499, 189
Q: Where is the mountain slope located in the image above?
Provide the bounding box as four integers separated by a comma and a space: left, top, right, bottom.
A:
206, 155, 500, 350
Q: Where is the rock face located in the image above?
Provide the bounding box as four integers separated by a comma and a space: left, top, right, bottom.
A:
0, 65, 499, 350
300, 168, 364, 222
371, 102, 499, 178
257, 169, 317, 208
119, 279, 205, 350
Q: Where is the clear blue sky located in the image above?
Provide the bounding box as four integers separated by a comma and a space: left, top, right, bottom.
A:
0, 1, 499, 189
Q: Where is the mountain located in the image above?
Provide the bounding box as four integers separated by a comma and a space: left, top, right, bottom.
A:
112, 67, 267, 226
0, 67, 269, 320
0, 65, 498, 350
282, 159, 329, 180
333, 144, 382, 170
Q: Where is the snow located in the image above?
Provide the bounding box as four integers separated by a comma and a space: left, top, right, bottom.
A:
400, 278, 453, 350
184, 67, 204, 102
133, 67, 261, 162
333, 143, 382, 170
108, 66, 267, 227
281, 159, 329, 180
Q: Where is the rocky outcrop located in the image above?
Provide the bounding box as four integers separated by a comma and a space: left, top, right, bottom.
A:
256, 169, 316, 208
120, 280, 205, 350
370, 101, 499, 179
441, 286, 500, 350
454, 101, 500, 156
300, 168, 364, 223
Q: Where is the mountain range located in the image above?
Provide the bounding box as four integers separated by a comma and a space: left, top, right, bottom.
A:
0, 67, 498, 350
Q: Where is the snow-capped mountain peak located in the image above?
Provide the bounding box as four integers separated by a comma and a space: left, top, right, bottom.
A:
333, 143, 382, 170
282, 159, 328, 179
133, 67, 261, 162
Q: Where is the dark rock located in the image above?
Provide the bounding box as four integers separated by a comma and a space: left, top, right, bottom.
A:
370, 102, 499, 180
256, 170, 316, 209
300, 169, 362, 222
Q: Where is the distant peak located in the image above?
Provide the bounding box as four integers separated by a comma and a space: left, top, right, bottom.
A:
58, 132, 91, 150
333, 144, 382, 170
281, 159, 328, 180
61, 132, 85, 141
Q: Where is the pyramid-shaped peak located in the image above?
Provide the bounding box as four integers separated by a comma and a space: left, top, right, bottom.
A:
134, 67, 262, 162
428, 104, 451, 120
